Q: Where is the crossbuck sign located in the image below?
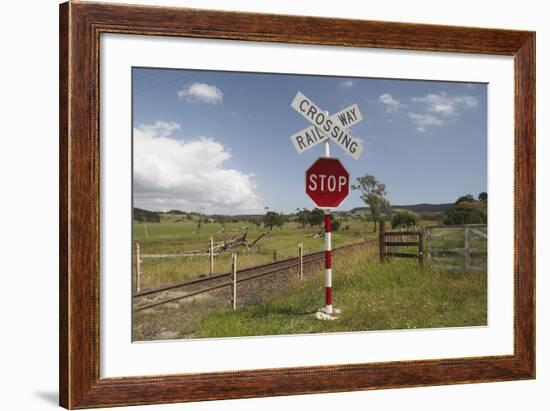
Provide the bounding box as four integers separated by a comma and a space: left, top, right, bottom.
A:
290, 91, 364, 160
289, 91, 364, 318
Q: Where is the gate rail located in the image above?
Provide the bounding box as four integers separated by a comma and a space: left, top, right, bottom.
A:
378, 221, 423, 264
425, 224, 487, 272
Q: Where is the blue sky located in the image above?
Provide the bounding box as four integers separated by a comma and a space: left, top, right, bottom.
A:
132, 67, 487, 214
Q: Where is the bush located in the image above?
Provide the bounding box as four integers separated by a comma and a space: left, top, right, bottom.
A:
332, 219, 342, 231
391, 211, 420, 229
443, 201, 487, 225
308, 208, 325, 227
454, 194, 475, 205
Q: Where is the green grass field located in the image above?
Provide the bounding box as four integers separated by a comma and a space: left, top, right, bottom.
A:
194, 245, 487, 338
134, 219, 380, 289
132, 218, 487, 340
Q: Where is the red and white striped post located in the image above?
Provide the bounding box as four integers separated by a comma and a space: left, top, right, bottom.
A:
323, 137, 333, 314
324, 209, 333, 314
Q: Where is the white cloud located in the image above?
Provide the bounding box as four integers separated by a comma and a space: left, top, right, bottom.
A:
378, 93, 406, 112
407, 112, 444, 132
139, 121, 180, 137
133, 121, 260, 213
406, 91, 479, 132
453, 95, 479, 108
177, 82, 223, 104
411, 92, 478, 116
340, 80, 354, 88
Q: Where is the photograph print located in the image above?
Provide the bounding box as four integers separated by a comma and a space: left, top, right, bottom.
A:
131, 67, 488, 342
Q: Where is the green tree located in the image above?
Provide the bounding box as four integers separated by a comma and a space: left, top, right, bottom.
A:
308, 208, 325, 227
276, 213, 287, 230
352, 175, 390, 232
454, 194, 475, 205
295, 208, 311, 228
444, 195, 487, 225
263, 211, 285, 231
391, 210, 420, 229
478, 192, 488, 202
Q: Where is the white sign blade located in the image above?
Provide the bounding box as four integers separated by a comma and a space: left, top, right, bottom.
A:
333, 134, 362, 160
331, 104, 363, 130
290, 125, 327, 154
290, 92, 364, 160
289, 104, 363, 155
291, 92, 325, 124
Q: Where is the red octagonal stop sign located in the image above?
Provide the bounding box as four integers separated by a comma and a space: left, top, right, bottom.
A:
306, 157, 350, 208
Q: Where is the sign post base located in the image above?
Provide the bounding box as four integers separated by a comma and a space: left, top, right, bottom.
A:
315, 306, 341, 321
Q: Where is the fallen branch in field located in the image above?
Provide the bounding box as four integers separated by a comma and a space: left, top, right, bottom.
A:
248, 231, 270, 249
211, 227, 270, 253
211, 228, 248, 253
140, 227, 272, 258
310, 228, 324, 238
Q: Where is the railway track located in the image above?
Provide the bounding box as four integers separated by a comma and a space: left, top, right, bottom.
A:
133, 240, 373, 311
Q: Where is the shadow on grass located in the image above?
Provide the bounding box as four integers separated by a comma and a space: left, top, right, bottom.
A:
269, 306, 318, 316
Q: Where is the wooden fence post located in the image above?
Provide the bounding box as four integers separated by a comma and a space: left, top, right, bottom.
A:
464, 227, 471, 270
135, 242, 142, 293
231, 253, 237, 310
298, 243, 303, 279
418, 231, 424, 265
379, 220, 385, 263
209, 236, 214, 276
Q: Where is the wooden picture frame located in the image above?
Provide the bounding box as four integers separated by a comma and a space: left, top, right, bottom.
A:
59, 1, 535, 408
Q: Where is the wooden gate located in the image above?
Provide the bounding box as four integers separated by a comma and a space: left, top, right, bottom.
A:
378, 220, 424, 264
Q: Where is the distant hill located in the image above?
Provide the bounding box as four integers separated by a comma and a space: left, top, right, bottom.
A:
392, 203, 453, 213
350, 203, 453, 214
166, 209, 186, 215
133, 207, 160, 223
133, 203, 453, 222
133, 208, 207, 223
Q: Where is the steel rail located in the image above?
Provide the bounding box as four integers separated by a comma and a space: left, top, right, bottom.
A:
134, 241, 370, 298
133, 241, 372, 310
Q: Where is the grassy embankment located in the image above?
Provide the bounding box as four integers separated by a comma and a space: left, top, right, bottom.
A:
133, 220, 487, 339
193, 243, 487, 338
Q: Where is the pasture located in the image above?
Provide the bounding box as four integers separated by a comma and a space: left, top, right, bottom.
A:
196, 247, 487, 338
132, 216, 487, 341
134, 218, 378, 289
